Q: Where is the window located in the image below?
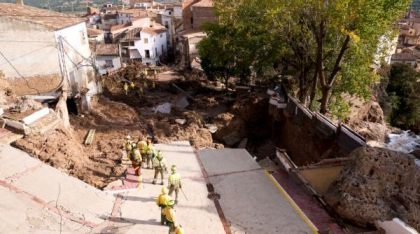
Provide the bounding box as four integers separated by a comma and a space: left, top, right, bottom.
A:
155, 47, 158, 56
145, 50, 150, 58
80, 30, 86, 44
164, 21, 169, 29
161, 44, 164, 53
160, 34, 162, 38
105, 60, 113, 68
191, 17, 194, 28
169, 11, 172, 15
144, 38, 148, 44
129, 41, 134, 46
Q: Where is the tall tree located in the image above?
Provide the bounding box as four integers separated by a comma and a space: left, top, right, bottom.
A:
201, 0, 409, 115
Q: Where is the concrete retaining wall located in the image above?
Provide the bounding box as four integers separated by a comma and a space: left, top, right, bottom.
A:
270, 94, 366, 166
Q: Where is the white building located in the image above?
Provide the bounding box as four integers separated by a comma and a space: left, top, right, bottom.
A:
0, 3, 98, 101
158, 8, 175, 47
117, 9, 148, 25
87, 28, 105, 44
115, 25, 168, 65
131, 0, 153, 8
139, 27, 168, 65
95, 44, 122, 75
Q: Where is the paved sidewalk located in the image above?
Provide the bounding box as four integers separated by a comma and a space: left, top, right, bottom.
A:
198, 148, 316, 234
0, 142, 225, 234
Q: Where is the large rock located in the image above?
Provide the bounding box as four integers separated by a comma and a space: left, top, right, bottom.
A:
324, 147, 420, 230
348, 100, 390, 142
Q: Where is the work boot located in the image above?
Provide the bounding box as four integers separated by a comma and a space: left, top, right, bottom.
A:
160, 181, 164, 185
152, 180, 156, 185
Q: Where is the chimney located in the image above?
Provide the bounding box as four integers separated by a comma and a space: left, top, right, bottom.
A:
16, 0, 24, 5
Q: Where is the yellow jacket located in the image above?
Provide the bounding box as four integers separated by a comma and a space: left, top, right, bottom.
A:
132, 148, 142, 163
146, 144, 155, 155
168, 172, 182, 187
153, 157, 167, 170
156, 194, 171, 213
137, 140, 147, 153
176, 226, 185, 234
123, 140, 133, 151
164, 207, 177, 226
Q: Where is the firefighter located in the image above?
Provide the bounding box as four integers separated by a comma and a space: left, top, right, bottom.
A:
123, 82, 128, 95
131, 143, 142, 176
145, 137, 155, 169
168, 165, 182, 204
156, 187, 171, 225
122, 135, 134, 161
137, 136, 147, 165
152, 150, 167, 185
164, 200, 177, 234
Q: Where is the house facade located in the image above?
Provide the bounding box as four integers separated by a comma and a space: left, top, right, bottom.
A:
95, 44, 122, 75
0, 3, 98, 99
138, 27, 168, 65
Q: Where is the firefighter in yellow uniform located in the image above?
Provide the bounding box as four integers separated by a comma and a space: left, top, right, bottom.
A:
122, 135, 133, 161
156, 187, 171, 225
130, 143, 142, 176
145, 137, 155, 169
176, 225, 185, 234
168, 165, 182, 204
137, 136, 147, 166
123, 82, 128, 95
153, 151, 167, 185
164, 200, 177, 234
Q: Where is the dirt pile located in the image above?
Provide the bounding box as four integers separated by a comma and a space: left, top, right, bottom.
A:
146, 110, 218, 148
15, 126, 126, 189
324, 147, 420, 230
14, 98, 146, 189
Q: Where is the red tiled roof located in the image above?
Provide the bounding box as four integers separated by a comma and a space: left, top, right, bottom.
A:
96, 44, 120, 56
87, 28, 104, 36
111, 23, 132, 32
0, 3, 85, 30
141, 26, 167, 35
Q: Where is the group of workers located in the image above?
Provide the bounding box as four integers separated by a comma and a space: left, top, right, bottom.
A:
123, 135, 185, 234
123, 68, 158, 96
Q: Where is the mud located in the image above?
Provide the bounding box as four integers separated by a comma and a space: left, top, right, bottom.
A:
15, 98, 144, 189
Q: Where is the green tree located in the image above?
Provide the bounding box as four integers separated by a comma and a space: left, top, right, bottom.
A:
201, 0, 409, 116
387, 63, 420, 129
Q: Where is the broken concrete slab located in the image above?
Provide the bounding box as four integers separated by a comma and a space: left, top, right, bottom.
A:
223, 131, 243, 146
175, 96, 189, 110
175, 119, 187, 125
154, 103, 171, 114
0, 186, 91, 234
198, 148, 315, 234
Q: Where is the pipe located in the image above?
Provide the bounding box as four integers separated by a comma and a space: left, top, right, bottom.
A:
16, 0, 24, 5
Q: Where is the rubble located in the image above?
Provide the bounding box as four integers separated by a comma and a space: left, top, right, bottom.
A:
324, 147, 420, 231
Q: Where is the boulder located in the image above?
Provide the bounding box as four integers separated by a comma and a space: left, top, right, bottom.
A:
324, 147, 420, 231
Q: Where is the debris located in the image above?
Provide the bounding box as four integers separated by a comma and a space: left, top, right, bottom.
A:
172, 83, 195, 101
204, 124, 218, 133
175, 119, 187, 125
238, 138, 248, 148
84, 129, 96, 145
223, 131, 243, 146
175, 96, 189, 110
154, 103, 172, 114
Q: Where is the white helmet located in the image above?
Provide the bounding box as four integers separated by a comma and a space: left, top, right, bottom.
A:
126, 135, 132, 140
